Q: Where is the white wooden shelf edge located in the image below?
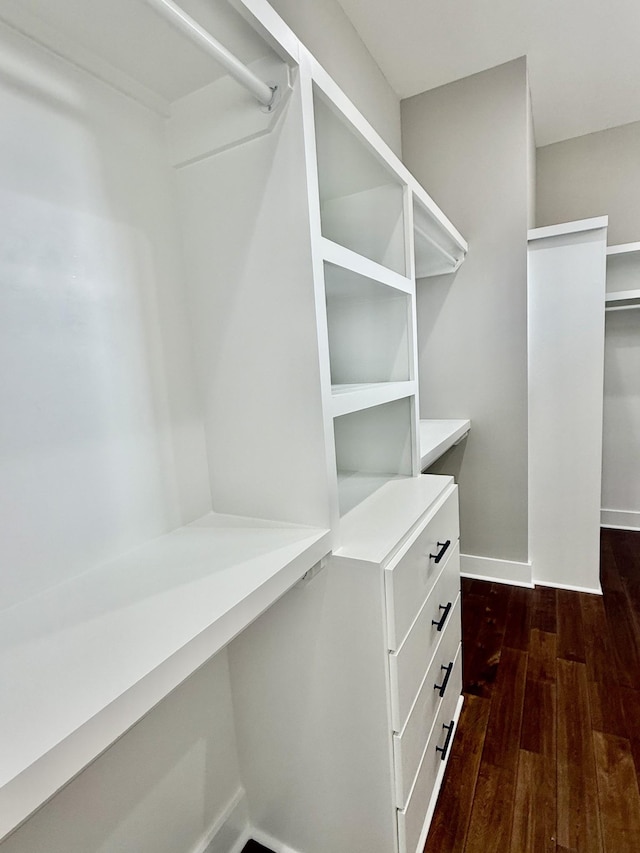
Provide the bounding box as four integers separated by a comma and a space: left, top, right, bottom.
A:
0, 513, 331, 841
419, 419, 471, 471
321, 237, 413, 294
607, 242, 640, 256
605, 289, 640, 304
528, 216, 609, 242
331, 381, 416, 417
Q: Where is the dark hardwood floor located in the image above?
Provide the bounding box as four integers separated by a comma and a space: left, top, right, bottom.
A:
424, 528, 640, 853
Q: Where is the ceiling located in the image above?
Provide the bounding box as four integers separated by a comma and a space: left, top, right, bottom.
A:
335, 0, 640, 147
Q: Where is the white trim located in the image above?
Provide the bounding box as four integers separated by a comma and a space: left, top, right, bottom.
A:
193, 787, 249, 853
601, 508, 640, 531
528, 216, 608, 242
460, 553, 533, 587
607, 242, 640, 256
534, 579, 602, 595
250, 827, 304, 853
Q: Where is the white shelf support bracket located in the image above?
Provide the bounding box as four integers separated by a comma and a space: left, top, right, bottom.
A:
142, 0, 280, 110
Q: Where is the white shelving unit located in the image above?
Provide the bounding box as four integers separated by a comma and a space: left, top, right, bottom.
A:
0, 2, 468, 851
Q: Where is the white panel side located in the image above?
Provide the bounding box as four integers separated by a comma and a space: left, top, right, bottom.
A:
175, 79, 331, 529
228, 559, 397, 853
528, 225, 607, 590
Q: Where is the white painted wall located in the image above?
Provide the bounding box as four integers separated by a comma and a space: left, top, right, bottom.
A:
401, 58, 530, 567
0, 22, 211, 611
537, 123, 640, 529
0, 653, 246, 853
267, 0, 401, 155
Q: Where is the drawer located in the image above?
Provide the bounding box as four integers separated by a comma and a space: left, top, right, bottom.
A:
397, 647, 462, 853
385, 485, 459, 651
389, 541, 460, 732
392, 595, 461, 808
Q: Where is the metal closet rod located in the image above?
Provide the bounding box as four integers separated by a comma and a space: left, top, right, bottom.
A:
143, 0, 277, 108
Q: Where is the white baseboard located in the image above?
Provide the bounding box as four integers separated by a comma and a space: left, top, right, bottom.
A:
460, 553, 533, 587
534, 578, 602, 595
194, 787, 250, 853
601, 508, 640, 531
250, 828, 304, 853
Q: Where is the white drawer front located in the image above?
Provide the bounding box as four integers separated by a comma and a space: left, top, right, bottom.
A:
393, 596, 461, 808
389, 542, 460, 732
397, 647, 462, 853
385, 485, 459, 651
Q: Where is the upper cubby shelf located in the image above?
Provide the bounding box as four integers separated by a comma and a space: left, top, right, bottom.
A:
0, 513, 330, 838
313, 86, 407, 276
606, 242, 640, 301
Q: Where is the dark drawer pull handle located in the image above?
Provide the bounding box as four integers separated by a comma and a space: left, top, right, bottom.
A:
436, 720, 455, 761
430, 540, 451, 564
432, 601, 452, 632
434, 661, 454, 697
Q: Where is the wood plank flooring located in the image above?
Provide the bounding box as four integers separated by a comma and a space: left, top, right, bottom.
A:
424, 529, 640, 853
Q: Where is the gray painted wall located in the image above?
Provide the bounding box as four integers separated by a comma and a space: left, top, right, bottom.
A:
268, 0, 401, 154
537, 120, 640, 245
537, 122, 640, 529
401, 58, 530, 565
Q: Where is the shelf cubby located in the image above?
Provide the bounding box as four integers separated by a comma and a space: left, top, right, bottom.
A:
334, 397, 414, 515
325, 261, 411, 388
313, 87, 406, 276
606, 242, 640, 295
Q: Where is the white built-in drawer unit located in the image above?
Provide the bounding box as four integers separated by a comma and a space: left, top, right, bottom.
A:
397, 645, 463, 853
393, 594, 461, 807
385, 483, 459, 651
389, 539, 460, 731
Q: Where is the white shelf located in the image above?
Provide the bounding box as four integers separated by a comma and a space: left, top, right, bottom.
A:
331, 381, 416, 417
321, 238, 413, 294
0, 513, 331, 838
607, 242, 640, 256
605, 289, 640, 310
528, 216, 609, 242
335, 475, 455, 565
413, 196, 467, 278
419, 419, 471, 470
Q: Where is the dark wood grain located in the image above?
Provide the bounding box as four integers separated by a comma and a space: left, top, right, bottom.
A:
556, 659, 602, 852
593, 731, 640, 853
425, 529, 640, 853
557, 589, 586, 662
424, 695, 490, 853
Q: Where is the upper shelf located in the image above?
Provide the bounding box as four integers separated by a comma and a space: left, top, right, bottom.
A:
605, 289, 640, 310
419, 419, 471, 470
607, 242, 640, 256
413, 195, 467, 278
0, 0, 292, 113
0, 513, 330, 840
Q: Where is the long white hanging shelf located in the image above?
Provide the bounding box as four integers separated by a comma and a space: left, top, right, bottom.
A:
419, 419, 471, 470
0, 514, 330, 840
413, 195, 467, 278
